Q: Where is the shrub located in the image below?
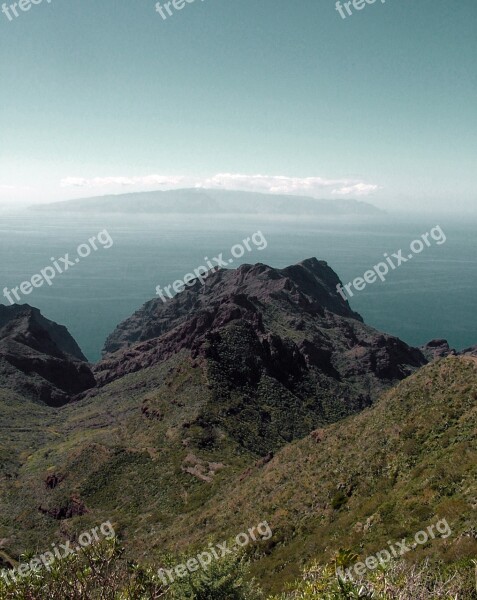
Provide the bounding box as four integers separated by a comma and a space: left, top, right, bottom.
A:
331, 492, 348, 511
268, 553, 477, 599
0, 538, 262, 600
1, 539, 475, 599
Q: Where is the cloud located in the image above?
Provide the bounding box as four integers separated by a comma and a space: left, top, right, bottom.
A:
331, 182, 380, 196
60, 175, 185, 188
198, 174, 380, 197
59, 173, 380, 198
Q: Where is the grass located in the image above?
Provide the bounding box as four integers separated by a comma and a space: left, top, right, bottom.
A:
0, 356, 475, 595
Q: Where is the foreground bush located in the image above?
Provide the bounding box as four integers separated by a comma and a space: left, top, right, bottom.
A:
0, 539, 262, 600
0, 539, 475, 599
0, 539, 165, 599
269, 555, 477, 600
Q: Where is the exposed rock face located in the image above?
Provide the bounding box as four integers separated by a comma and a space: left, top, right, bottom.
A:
94, 259, 427, 453
0, 261, 430, 453
98, 259, 424, 383
102, 258, 362, 355
0, 305, 95, 406
420, 339, 477, 361
38, 496, 87, 520
45, 473, 64, 489
0, 304, 87, 360
420, 339, 457, 360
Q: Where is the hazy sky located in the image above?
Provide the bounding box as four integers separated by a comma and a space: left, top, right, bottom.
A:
0, 0, 475, 213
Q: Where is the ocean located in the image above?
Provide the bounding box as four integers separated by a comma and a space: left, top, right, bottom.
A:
0, 209, 475, 362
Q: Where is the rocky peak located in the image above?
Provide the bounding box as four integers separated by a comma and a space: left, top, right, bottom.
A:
0, 304, 95, 406
0, 304, 87, 361
102, 258, 361, 356
96, 259, 427, 431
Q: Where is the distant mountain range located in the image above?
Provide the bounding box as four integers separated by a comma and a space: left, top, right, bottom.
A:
30, 188, 384, 216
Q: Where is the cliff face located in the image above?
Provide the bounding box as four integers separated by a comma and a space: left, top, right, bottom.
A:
0, 305, 95, 406
99, 258, 425, 384
0, 259, 427, 428
94, 259, 427, 453
102, 258, 363, 355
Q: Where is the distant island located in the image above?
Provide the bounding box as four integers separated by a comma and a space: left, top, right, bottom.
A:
30, 188, 384, 216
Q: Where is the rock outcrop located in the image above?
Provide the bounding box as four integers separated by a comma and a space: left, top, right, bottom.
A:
420, 338, 477, 361
98, 258, 425, 385
0, 305, 95, 406
93, 259, 427, 454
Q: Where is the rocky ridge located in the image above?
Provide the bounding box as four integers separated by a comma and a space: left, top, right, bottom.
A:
0, 305, 95, 406
97, 258, 426, 388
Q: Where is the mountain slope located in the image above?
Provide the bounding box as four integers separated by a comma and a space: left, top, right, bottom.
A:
96, 258, 426, 455
144, 356, 477, 592
1, 260, 474, 596
1, 356, 474, 595
0, 305, 95, 406
0, 258, 427, 563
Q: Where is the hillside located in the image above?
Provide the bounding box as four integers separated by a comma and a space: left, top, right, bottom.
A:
0, 260, 475, 597
142, 356, 477, 591
95, 258, 426, 455
0, 356, 475, 595
0, 258, 426, 562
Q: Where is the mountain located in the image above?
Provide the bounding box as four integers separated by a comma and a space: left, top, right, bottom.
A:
155, 355, 477, 592
0, 305, 95, 406
95, 258, 426, 454
0, 258, 475, 597
29, 188, 383, 216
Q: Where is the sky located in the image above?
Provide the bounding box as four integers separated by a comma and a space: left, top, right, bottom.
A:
0, 0, 476, 213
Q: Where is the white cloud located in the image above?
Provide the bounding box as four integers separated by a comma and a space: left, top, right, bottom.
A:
198, 173, 380, 197
60, 175, 185, 188
59, 173, 380, 198
331, 182, 380, 196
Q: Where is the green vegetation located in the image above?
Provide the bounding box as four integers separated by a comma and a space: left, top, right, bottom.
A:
0, 356, 475, 596
1, 540, 475, 599
269, 554, 477, 599
141, 357, 477, 592
0, 539, 262, 600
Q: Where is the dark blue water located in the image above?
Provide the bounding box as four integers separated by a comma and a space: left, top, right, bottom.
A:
0, 210, 475, 361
